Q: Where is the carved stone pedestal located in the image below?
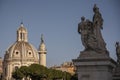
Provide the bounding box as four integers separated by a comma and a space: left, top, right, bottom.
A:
113, 63, 120, 80
73, 51, 116, 80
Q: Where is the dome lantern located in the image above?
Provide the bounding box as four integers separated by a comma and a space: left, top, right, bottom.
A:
17, 23, 28, 42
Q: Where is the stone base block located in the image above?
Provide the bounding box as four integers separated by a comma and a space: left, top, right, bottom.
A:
73, 51, 116, 80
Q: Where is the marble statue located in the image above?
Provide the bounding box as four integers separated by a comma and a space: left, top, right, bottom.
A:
93, 4, 107, 52
78, 16, 88, 50
74, 4, 116, 80
78, 4, 108, 53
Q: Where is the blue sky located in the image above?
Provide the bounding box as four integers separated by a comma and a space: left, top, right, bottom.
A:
0, 0, 120, 67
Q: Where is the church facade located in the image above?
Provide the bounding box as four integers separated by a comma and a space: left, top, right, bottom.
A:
2, 23, 47, 80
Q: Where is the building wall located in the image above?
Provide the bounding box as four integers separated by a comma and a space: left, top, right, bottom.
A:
51, 62, 75, 75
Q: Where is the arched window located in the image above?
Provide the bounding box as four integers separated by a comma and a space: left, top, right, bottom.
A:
27, 50, 33, 57
16, 52, 18, 55
29, 52, 31, 55
20, 33, 22, 40
13, 50, 20, 57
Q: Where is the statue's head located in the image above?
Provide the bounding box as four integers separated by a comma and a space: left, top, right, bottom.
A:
81, 16, 85, 21
93, 4, 99, 12
116, 42, 119, 46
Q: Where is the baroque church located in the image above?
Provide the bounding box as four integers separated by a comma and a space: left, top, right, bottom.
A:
2, 23, 47, 80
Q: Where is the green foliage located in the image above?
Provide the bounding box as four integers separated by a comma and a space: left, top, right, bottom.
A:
12, 69, 24, 80
12, 64, 73, 80
71, 74, 78, 80
29, 64, 48, 80
47, 69, 72, 80
19, 66, 30, 80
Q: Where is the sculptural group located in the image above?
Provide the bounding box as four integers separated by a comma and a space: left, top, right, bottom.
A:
78, 4, 107, 53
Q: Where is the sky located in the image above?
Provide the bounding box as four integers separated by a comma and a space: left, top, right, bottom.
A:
0, 0, 120, 67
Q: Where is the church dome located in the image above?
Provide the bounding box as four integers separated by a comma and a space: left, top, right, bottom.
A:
2, 23, 45, 80
4, 23, 39, 63
4, 41, 38, 62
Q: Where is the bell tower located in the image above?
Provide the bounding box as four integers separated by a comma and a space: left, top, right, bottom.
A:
38, 34, 47, 66
17, 22, 28, 42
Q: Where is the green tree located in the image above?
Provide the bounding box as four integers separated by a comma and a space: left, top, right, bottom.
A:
29, 64, 48, 80
12, 64, 73, 80
19, 66, 30, 80
12, 69, 24, 80
47, 69, 72, 80
71, 73, 78, 80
